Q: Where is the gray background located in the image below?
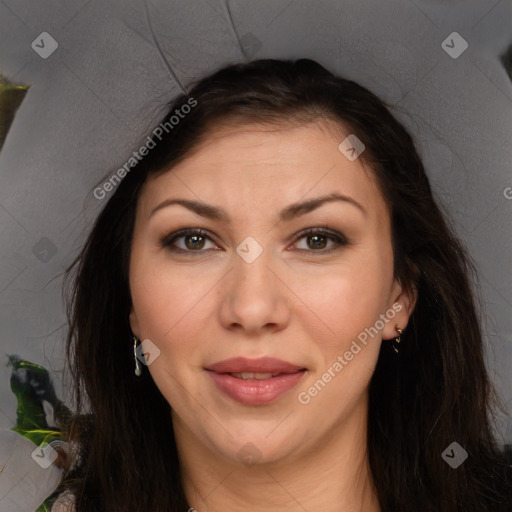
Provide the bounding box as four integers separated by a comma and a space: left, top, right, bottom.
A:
0, 0, 511, 444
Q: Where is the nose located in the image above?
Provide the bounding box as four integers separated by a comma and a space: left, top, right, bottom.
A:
218, 248, 291, 336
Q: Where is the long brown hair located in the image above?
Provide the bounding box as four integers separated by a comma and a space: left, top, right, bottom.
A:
58, 58, 512, 511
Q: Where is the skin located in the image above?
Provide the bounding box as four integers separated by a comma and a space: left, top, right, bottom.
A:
129, 120, 417, 512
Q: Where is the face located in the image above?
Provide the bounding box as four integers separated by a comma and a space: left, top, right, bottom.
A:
129, 120, 416, 466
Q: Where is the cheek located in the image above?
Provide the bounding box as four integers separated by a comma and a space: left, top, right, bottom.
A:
295, 258, 393, 346
294, 270, 390, 412
131, 251, 189, 331
130, 257, 215, 360
130, 263, 211, 407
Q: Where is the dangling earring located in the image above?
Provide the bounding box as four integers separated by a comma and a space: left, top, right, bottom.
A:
393, 326, 403, 354
133, 336, 142, 376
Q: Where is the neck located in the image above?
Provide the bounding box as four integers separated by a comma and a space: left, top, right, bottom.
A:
174, 397, 381, 512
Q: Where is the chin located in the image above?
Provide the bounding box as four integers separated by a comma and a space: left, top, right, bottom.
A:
202, 420, 303, 467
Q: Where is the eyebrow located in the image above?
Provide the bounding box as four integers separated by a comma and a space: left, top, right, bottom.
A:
149, 192, 367, 223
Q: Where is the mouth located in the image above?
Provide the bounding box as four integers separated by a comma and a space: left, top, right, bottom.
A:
205, 356, 306, 374
205, 357, 307, 405
225, 371, 295, 380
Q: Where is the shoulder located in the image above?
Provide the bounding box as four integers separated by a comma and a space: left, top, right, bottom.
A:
50, 491, 76, 512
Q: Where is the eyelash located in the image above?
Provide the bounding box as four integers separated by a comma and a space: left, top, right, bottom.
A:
160, 226, 348, 255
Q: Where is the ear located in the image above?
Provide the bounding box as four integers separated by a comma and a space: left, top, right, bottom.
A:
382, 279, 418, 340
129, 305, 141, 339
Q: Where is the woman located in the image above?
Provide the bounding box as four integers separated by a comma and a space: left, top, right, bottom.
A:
52, 58, 512, 511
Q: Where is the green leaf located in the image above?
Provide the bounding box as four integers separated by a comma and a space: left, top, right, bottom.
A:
8, 355, 69, 433
0, 73, 29, 151
6, 356, 71, 512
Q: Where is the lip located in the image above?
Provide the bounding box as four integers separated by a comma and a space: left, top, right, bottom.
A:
205, 357, 307, 405
205, 356, 305, 374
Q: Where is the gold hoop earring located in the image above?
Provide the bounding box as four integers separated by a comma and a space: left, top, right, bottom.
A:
133, 336, 142, 376
393, 326, 403, 354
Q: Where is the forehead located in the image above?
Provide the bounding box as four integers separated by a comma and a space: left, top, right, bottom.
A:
188, 118, 351, 165
139, 120, 388, 223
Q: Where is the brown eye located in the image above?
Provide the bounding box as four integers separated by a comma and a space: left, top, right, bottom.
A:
160, 227, 348, 255
293, 228, 348, 254
183, 233, 206, 250
161, 229, 217, 253
306, 233, 328, 250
